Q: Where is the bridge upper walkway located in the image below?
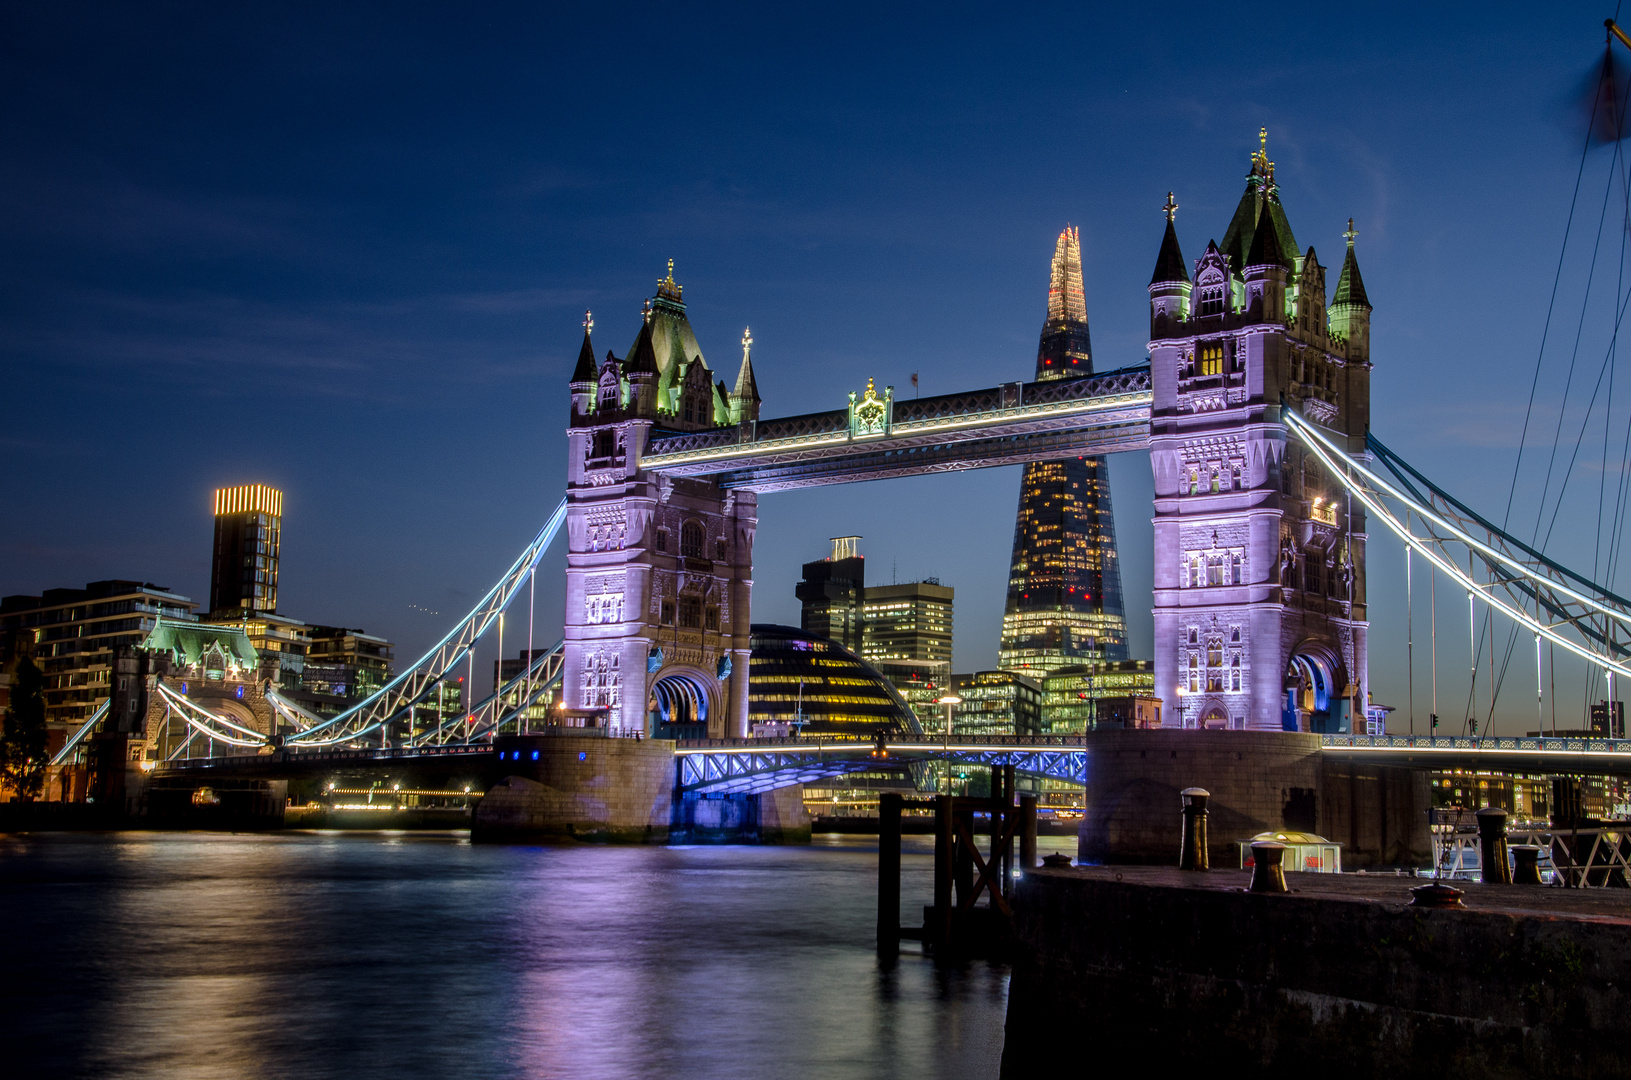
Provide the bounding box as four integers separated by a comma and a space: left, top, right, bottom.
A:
641, 366, 1152, 491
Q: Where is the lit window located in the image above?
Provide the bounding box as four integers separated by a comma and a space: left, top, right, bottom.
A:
1198, 342, 1223, 376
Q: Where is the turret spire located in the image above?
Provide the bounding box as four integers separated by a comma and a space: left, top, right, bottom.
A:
1333, 218, 1371, 309
570, 309, 598, 383
730, 325, 761, 423
1150, 194, 1189, 286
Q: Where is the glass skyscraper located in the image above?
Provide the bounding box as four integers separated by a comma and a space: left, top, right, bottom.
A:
998, 227, 1129, 675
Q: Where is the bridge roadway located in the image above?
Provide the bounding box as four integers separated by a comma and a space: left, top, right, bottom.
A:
156, 732, 1631, 797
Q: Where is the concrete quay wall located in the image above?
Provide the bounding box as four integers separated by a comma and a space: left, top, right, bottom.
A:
1003, 867, 1631, 1079
1077, 729, 1430, 867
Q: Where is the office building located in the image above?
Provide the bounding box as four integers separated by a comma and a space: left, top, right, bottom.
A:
304, 626, 394, 701
796, 536, 866, 652
209, 484, 283, 617
948, 670, 1043, 737
861, 579, 953, 667
0, 581, 199, 749
1040, 660, 1158, 732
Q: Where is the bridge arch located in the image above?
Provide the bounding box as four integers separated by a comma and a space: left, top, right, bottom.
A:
1284, 641, 1347, 734
649, 666, 718, 731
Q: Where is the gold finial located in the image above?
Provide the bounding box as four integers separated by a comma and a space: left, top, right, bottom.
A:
865, 376, 876, 397
1344, 217, 1357, 246
1260, 126, 1267, 156
666, 257, 674, 282
642, 298, 652, 323
741, 326, 752, 358
583, 309, 594, 334
1163, 191, 1178, 223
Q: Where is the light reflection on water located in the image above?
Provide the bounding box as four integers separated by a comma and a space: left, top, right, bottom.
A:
1, 830, 1070, 1079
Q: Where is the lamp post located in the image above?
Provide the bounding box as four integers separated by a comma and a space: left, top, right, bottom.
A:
936, 694, 962, 795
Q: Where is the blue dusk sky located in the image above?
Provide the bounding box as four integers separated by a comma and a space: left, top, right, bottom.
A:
4, 2, 1630, 733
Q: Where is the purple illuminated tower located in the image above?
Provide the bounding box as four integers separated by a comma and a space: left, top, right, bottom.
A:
563, 264, 761, 736
1148, 131, 1372, 732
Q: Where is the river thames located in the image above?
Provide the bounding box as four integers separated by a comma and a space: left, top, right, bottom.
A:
1, 830, 1072, 1079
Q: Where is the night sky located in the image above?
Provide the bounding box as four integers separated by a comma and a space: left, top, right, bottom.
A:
5, 3, 1630, 733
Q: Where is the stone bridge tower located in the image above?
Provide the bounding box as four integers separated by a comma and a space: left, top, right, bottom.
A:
564, 265, 760, 737
1148, 134, 1372, 733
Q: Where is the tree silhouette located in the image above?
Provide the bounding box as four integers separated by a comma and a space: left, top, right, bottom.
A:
1, 654, 49, 800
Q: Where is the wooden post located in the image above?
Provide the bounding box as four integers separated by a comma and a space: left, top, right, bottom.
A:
1019, 795, 1037, 877
878, 793, 902, 956
934, 793, 953, 949
954, 805, 974, 907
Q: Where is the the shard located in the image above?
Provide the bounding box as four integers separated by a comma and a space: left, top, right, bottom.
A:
998, 227, 1129, 674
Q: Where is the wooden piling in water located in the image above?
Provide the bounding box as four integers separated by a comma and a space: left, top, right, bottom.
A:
877, 792, 902, 956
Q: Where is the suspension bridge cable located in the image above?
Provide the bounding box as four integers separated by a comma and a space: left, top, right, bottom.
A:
1501, 53, 1608, 530
1494, 126, 1631, 716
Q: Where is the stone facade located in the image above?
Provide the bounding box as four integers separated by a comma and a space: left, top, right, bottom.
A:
1148, 138, 1372, 733
565, 273, 761, 737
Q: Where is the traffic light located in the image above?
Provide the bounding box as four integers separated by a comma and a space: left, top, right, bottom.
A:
1431, 714, 1439, 730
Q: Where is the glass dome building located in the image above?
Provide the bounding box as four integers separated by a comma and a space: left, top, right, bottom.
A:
746, 624, 924, 739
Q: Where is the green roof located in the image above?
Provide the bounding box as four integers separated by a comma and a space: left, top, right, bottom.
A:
143, 618, 258, 672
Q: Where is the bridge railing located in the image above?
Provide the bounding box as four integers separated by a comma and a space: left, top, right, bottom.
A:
160, 744, 493, 771
675, 733, 1089, 750
1320, 734, 1631, 754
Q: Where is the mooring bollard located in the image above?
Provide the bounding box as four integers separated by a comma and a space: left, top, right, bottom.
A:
1477, 806, 1513, 884
1248, 841, 1289, 893
1179, 787, 1210, 871
1511, 844, 1543, 885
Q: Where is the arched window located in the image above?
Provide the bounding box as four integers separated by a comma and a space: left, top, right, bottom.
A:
680, 520, 705, 558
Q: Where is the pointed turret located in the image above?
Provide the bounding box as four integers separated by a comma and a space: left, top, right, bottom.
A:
1149, 192, 1192, 333
624, 304, 660, 415
1241, 199, 1290, 323
1220, 128, 1297, 276
1333, 228, 1370, 309
1037, 225, 1093, 379
570, 309, 599, 419
571, 310, 598, 384
1328, 219, 1372, 360
730, 327, 762, 424
1150, 211, 1189, 286
1244, 197, 1286, 269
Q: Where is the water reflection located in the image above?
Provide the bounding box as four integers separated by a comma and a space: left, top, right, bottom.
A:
1, 831, 1067, 1079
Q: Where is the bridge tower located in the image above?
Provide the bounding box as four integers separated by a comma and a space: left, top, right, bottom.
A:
1148, 135, 1372, 733
563, 266, 759, 737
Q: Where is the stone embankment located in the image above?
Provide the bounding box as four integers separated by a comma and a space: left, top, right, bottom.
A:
1002, 866, 1631, 1078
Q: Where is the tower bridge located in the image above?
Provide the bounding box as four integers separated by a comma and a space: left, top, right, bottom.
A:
49, 134, 1631, 864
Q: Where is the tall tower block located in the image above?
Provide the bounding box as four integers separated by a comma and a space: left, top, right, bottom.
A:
209, 484, 283, 616
999, 227, 1129, 676
1148, 135, 1372, 732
